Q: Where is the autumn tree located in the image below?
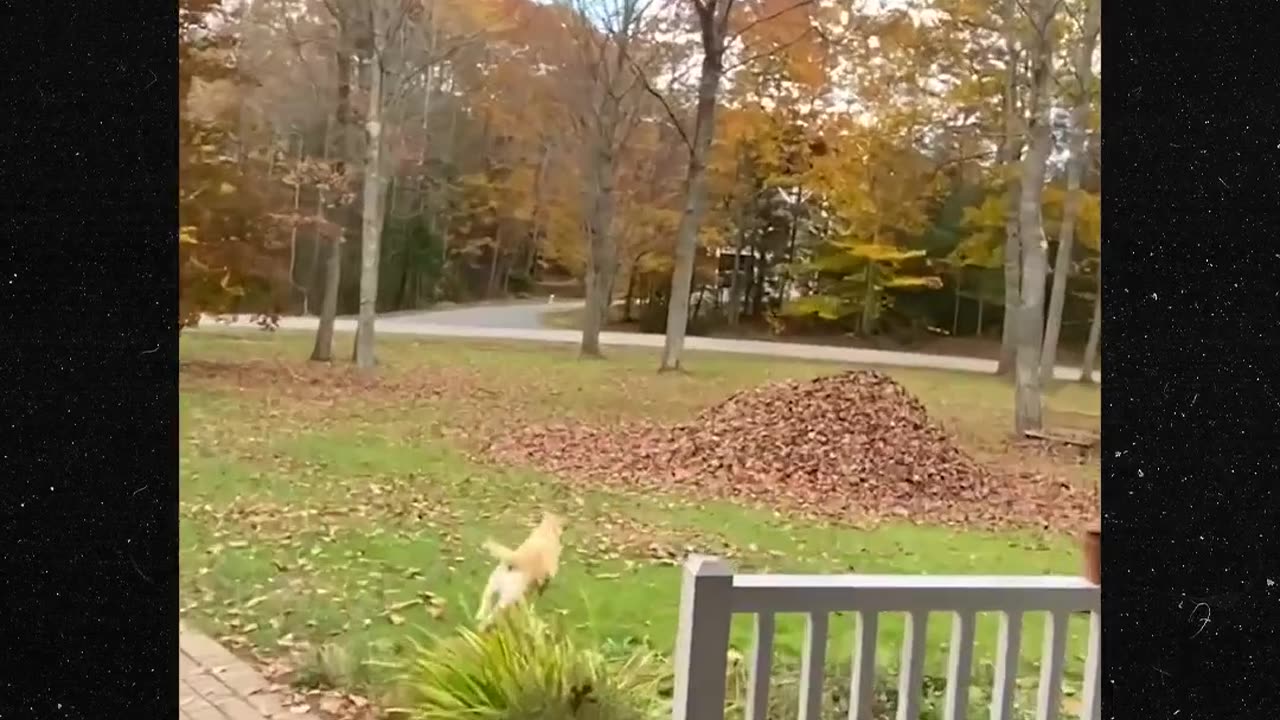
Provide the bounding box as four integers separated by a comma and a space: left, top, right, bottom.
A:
190, 0, 1104, 377
1012, 0, 1062, 433
560, 0, 657, 357
180, 0, 292, 328
996, 0, 1024, 376
1079, 237, 1101, 383
309, 0, 492, 369
1039, 0, 1100, 382
657, 0, 823, 371
789, 118, 947, 334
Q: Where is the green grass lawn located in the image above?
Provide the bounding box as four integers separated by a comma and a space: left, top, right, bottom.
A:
179, 330, 1099, 710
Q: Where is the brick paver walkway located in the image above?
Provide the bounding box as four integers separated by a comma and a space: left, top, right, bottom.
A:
179, 623, 318, 720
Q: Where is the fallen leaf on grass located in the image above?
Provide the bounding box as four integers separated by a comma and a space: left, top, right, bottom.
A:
385, 599, 423, 613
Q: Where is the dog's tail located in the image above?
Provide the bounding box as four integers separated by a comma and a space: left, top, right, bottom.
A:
483, 539, 514, 563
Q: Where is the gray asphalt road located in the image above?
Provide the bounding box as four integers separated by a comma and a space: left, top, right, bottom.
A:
389, 299, 585, 330
200, 302, 1101, 382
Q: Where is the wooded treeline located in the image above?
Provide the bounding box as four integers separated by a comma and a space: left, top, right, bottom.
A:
180, 0, 1100, 429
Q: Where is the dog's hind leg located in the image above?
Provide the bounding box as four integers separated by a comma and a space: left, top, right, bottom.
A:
491, 570, 530, 615
475, 566, 501, 625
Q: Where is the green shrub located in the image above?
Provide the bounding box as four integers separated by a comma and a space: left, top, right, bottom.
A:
296, 642, 376, 692
392, 607, 667, 720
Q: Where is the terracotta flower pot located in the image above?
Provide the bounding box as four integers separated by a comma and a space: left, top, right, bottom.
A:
1081, 523, 1101, 585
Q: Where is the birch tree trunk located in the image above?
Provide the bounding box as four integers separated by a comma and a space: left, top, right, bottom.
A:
354, 50, 386, 370
1079, 259, 1101, 383
996, 0, 1023, 376
1040, 0, 1101, 383
660, 6, 727, 372
1013, 0, 1060, 433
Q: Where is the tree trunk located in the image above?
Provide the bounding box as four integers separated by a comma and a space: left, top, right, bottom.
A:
996, 0, 1023, 377
727, 245, 743, 326
952, 268, 962, 336
416, 3, 437, 215
660, 14, 727, 372
581, 144, 619, 358
623, 258, 639, 322
776, 190, 801, 303
999, 180, 1022, 374
726, 149, 752, 327
310, 48, 353, 363
860, 263, 877, 337
486, 225, 503, 299
527, 143, 552, 280
310, 189, 343, 362
287, 135, 305, 313
581, 0, 640, 359
354, 53, 385, 371
976, 293, 985, 336
306, 99, 330, 315
1079, 259, 1101, 383
1040, 0, 1100, 383
1013, 0, 1060, 433
751, 246, 766, 319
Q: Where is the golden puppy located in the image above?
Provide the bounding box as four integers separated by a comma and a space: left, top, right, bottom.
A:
475, 512, 565, 627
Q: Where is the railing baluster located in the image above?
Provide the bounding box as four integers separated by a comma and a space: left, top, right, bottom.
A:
943, 611, 976, 720
667, 559, 1099, 720
1035, 611, 1069, 720
746, 612, 775, 720
848, 611, 879, 720
896, 611, 929, 720
799, 612, 830, 720
1079, 611, 1101, 720
672, 556, 734, 720
990, 610, 1024, 720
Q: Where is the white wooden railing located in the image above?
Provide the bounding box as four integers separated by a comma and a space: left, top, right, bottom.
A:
671, 556, 1101, 720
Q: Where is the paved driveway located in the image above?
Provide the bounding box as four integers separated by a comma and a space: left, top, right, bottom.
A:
199, 302, 1100, 383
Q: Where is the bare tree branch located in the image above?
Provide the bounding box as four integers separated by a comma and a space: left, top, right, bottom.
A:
726, 0, 814, 46
723, 26, 815, 74
629, 55, 694, 152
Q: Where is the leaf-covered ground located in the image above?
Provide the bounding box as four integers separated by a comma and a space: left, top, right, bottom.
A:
179, 330, 1100, 713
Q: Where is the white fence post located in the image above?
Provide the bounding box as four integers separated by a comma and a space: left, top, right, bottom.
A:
943, 611, 976, 720
746, 613, 776, 720
672, 555, 734, 720
896, 611, 929, 720
990, 610, 1024, 720
1079, 611, 1102, 720
671, 572, 1097, 720
849, 611, 879, 720
798, 612, 831, 720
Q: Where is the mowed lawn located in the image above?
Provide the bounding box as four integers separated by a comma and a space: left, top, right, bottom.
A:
179, 330, 1100, 707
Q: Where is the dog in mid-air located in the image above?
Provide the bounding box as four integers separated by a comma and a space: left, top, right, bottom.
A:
475, 511, 565, 628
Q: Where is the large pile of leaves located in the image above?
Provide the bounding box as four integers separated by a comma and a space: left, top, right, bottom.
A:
489, 370, 1097, 531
